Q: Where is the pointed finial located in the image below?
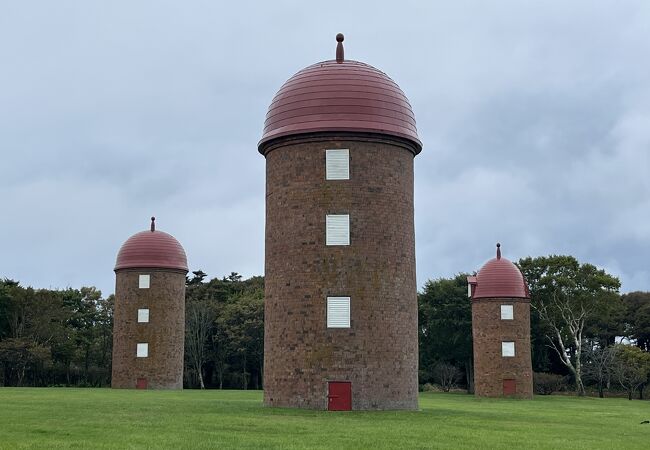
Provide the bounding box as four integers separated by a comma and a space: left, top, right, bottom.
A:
150, 216, 156, 232
336, 33, 344, 63
496, 242, 501, 260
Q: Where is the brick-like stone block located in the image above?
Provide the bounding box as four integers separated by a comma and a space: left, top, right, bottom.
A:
112, 269, 185, 389
263, 134, 419, 410
472, 298, 533, 398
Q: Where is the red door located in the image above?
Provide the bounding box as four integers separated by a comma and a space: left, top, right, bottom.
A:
328, 381, 352, 411
503, 379, 516, 395
136, 378, 148, 389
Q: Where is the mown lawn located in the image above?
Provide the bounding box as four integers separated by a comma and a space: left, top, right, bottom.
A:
0, 388, 648, 449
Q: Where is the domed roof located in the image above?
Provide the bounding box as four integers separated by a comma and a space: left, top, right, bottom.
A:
258, 34, 422, 155
472, 244, 529, 299
115, 217, 188, 272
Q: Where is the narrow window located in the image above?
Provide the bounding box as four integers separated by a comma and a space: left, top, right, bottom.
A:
139, 274, 150, 289
327, 297, 350, 328
136, 343, 149, 358
326, 214, 350, 246
137, 309, 150, 323
500, 304, 514, 320
326, 149, 349, 180
502, 341, 515, 357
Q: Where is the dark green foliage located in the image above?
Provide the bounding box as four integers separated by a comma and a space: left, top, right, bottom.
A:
610, 344, 650, 400
517, 255, 621, 395
533, 372, 567, 395
0, 279, 112, 387
622, 292, 650, 352
184, 272, 264, 390
418, 274, 473, 391
0, 272, 266, 390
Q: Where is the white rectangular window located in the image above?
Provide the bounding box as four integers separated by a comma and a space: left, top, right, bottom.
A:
137, 309, 150, 323
327, 297, 350, 328
326, 214, 350, 246
136, 343, 149, 358
467, 284, 472, 298
502, 341, 515, 357
139, 274, 150, 289
501, 304, 514, 320
326, 149, 349, 180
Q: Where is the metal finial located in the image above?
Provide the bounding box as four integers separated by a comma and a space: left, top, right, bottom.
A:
336, 33, 344, 63
151, 216, 156, 232
496, 243, 501, 260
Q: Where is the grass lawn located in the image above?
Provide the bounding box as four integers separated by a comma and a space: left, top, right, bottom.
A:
0, 389, 648, 449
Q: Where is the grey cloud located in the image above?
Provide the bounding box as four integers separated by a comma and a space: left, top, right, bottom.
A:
1, 1, 649, 296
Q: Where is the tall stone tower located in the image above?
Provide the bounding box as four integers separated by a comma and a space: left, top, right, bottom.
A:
468, 243, 533, 398
259, 35, 422, 410
112, 217, 188, 389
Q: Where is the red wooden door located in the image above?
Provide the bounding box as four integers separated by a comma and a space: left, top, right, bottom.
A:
136, 378, 148, 389
503, 379, 516, 395
328, 381, 352, 411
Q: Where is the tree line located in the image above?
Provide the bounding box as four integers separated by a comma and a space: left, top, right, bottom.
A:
419, 255, 650, 399
0, 272, 263, 390
2, 254, 649, 397
0, 281, 112, 387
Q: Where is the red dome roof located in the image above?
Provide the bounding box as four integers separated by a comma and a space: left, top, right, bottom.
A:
115, 218, 187, 272
259, 35, 421, 155
472, 244, 529, 299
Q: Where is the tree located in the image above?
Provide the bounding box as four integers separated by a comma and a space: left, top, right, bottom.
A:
433, 362, 461, 392
64, 287, 103, 384
621, 292, 650, 352
0, 280, 112, 387
610, 344, 650, 400
187, 270, 208, 286
185, 301, 215, 389
418, 274, 473, 392
518, 255, 620, 396
224, 272, 242, 283
582, 344, 616, 398
0, 338, 50, 386
217, 294, 264, 390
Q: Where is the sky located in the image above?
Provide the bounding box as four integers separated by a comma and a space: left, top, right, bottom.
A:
1, 1, 649, 297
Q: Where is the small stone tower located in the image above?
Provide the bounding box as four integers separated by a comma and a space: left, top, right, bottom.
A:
112, 217, 188, 389
468, 243, 533, 398
260, 35, 422, 410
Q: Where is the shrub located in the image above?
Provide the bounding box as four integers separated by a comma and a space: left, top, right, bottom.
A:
420, 383, 442, 392
433, 362, 462, 392
534, 372, 566, 395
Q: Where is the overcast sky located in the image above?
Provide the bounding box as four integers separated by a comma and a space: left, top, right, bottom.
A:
1, 1, 649, 297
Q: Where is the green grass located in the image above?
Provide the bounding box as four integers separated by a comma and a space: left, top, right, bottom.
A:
0, 389, 648, 449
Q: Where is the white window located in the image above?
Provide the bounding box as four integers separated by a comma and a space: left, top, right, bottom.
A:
139, 274, 150, 289
136, 343, 149, 358
502, 341, 515, 357
501, 304, 514, 320
326, 149, 349, 180
327, 297, 350, 328
326, 214, 350, 246
467, 284, 472, 298
137, 309, 150, 323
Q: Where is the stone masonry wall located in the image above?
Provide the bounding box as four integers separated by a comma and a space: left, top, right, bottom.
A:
472, 298, 533, 398
112, 269, 186, 389
263, 135, 419, 410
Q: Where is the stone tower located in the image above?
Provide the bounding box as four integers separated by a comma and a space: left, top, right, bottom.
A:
112, 217, 188, 389
468, 243, 533, 398
259, 35, 422, 410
